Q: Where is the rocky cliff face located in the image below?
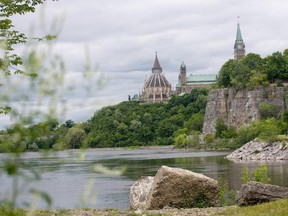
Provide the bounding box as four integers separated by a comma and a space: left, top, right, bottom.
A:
203, 85, 288, 134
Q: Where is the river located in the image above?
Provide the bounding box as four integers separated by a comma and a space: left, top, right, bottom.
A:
0, 148, 288, 209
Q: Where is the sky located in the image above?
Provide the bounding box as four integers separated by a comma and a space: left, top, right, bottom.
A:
1, 0, 288, 128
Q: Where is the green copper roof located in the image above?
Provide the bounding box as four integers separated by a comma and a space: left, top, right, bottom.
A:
236, 23, 243, 43
176, 80, 182, 88
186, 74, 217, 84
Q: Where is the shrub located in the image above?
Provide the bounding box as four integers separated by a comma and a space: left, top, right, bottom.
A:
241, 164, 271, 184
259, 102, 279, 119
218, 176, 236, 207
204, 134, 214, 144
193, 191, 210, 208
215, 118, 228, 138
27, 143, 39, 152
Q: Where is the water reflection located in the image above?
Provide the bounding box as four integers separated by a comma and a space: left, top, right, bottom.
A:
0, 149, 287, 210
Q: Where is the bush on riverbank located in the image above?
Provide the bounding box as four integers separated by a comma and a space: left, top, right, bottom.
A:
174, 115, 288, 150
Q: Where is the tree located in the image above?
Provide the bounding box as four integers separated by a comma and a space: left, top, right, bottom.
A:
0, 0, 60, 209
65, 119, 75, 128
0, 0, 58, 115
184, 113, 204, 133
230, 61, 251, 89
217, 59, 235, 87
246, 70, 269, 90
263, 51, 288, 82
241, 53, 263, 71
64, 127, 86, 149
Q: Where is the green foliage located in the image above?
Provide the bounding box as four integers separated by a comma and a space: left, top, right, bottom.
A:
0, 0, 66, 209
174, 134, 187, 148
193, 191, 210, 208
218, 199, 288, 216
64, 127, 86, 149
184, 112, 204, 132
217, 177, 236, 207
233, 118, 284, 145
259, 102, 279, 119
217, 59, 235, 87
84, 89, 208, 148
0, 206, 26, 216
182, 189, 211, 208
282, 110, 288, 123
185, 132, 201, 148
204, 133, 214, 144
241, 164, 271, 184
230, 61, 251, 89
215, 118, 227, 138
217, 49, 288, 89
246, 70, 269, 90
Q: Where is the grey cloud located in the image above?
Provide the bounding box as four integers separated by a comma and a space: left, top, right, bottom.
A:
1, 0, 288, 129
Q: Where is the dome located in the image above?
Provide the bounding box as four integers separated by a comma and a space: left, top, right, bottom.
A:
145, 72, 170, 88
141, 53, 171, 103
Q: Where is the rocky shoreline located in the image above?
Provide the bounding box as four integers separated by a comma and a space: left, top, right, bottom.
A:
226, 140, 288, 161
40, 206, 235, 216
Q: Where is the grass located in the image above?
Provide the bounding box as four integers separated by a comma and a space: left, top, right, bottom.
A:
216, 199, 288, 216
2, 199, 288, 216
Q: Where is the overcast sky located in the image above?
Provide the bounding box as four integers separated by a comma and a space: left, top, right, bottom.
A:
1, 0, 288, 128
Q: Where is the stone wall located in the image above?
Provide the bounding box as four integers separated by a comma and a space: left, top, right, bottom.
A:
203, 85, 288, 134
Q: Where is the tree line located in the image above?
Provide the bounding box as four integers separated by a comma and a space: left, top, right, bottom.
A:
217, 49, 288, 89
0, 89, 209, 151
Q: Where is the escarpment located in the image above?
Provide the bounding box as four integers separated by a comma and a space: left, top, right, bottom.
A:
203, 85, 288, 134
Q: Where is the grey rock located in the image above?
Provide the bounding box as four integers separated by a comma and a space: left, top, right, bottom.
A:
226, 140, 288, 161
145, 166, 219, 210
236, 181, 288, 206
130, 176, 154, 210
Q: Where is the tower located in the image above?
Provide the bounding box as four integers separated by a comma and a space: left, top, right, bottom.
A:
234, 22, 246, 60
142, 53, 171, 103
179, 61, 187, 86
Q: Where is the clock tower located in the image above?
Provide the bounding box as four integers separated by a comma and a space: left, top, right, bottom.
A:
234, 22, 245, 60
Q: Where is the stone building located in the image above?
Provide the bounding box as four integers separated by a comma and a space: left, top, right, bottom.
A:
234, 22, 246, 60
140, 53, 172, 102
175, 62, 217, 94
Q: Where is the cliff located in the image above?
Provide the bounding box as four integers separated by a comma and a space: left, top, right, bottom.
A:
203, 85, 288, 134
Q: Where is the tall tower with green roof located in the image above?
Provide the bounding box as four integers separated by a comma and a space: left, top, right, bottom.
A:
234, 22, 246, 60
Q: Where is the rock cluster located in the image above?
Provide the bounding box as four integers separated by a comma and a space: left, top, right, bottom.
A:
226, 140, 288, 161
130, 166, 218, 210
236, 181, 288, 206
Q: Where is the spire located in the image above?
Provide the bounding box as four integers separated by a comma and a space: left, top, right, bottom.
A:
234, 20, 245, 60
152, 52, 162, 73
236, 23, 243, 43
181, 61, 186, 68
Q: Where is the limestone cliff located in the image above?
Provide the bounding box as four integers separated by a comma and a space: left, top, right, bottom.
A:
203, 85, 288, 134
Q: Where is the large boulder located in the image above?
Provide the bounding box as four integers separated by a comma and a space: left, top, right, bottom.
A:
145, 166, 218, 210
130, 176, 154, 210
236, 181, 288, 206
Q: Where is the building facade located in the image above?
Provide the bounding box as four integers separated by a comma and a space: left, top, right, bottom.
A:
140, 53, 172, 102
234, 22, 246, 60
175, 62, 217, 94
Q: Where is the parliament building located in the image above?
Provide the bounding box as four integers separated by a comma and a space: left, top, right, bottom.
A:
139, 22, 246, 103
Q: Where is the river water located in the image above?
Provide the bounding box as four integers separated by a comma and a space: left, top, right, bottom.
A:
0, 148, 288, 209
